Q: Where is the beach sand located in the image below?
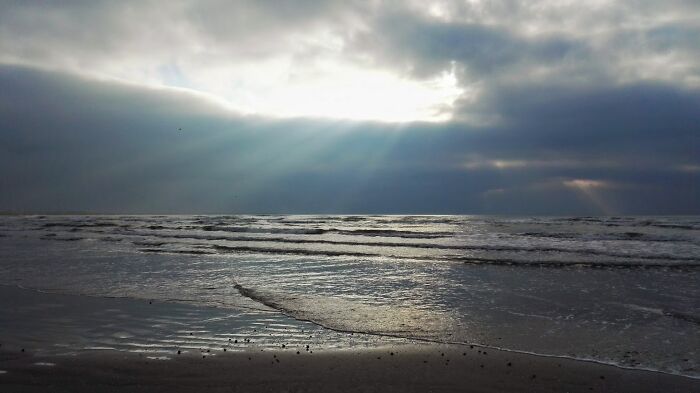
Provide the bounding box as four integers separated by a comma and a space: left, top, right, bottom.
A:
0, 285, 697, 392
1, 346, 697, 392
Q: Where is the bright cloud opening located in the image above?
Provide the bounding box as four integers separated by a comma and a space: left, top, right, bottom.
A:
212, 63, 464, 123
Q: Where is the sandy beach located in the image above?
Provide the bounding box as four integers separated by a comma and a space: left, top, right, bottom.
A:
1, 345, 697, 392
0, 284, 697, 392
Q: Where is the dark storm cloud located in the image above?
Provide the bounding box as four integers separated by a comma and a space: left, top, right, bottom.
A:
350, 1, 700, 90
1, 65, 698, 214
350, 8, 584, 79
469, 82, 700, 160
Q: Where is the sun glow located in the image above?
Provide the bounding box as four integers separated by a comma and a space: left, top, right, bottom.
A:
563, 179, 616, 214
186, 60, 463, 123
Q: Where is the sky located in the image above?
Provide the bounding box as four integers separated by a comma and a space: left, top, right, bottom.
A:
0, 0, 699, 214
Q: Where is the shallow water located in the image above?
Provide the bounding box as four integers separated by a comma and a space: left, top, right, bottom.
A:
0, 285, 407, 357
0, 215, 698, 376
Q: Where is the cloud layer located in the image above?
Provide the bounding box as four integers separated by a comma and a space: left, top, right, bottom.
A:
0, 1, 698, 213
3, 1, 699, 121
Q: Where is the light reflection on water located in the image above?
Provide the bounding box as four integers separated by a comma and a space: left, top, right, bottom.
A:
0, 215, 698, 376
0, 285, 411, 357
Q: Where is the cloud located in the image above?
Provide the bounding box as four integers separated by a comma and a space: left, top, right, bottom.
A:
1, 64, 698, 214
2, 1, 699, 122
0, 1, 699, 213
0, 0, 357, 65
349, 7, 583, 80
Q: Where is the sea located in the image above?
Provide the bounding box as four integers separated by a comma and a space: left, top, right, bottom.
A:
0, 215, 698, 377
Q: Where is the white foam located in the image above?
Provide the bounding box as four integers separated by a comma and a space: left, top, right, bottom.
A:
146, 356, 171, 360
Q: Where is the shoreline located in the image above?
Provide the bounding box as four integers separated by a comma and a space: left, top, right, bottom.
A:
2, 346, 698, 392
7, 282, 698, 380
0, 285, 698, 391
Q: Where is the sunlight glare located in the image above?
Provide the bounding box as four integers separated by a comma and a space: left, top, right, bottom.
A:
189, 60, 463, 123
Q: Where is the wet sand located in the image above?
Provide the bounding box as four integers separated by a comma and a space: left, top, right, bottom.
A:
1, 346, 697, 392
0, 285, 697, 392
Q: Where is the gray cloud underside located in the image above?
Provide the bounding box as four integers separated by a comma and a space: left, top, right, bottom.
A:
1, 65, 698, 214
2, 1, 699, 85
1, 1, 699, 214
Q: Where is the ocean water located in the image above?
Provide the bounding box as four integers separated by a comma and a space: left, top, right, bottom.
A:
0, 215, 698, 376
